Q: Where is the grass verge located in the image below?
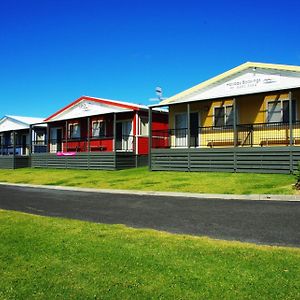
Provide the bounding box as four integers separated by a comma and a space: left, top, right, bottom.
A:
0, 209, 299, 299
0, 167, 296, 194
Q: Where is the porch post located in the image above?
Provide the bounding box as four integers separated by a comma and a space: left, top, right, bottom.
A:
113, 113, 117, 168
87, 117, 90, 152
187, 103, 190, 148
148, 107, 152, 171
289, 91, 293, 146
233, 98, 237, 172
113, 113, 117, 151
65, 120, 68, 152
13, 131, 16, 169
46, 124, 50, 152
289, 91, 293, 173
233, 98, 237, 147
187, 103, 191, 171
29, 125, 32, 156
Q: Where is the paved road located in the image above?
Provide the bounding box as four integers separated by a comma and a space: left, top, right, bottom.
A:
0, 185, 299, 247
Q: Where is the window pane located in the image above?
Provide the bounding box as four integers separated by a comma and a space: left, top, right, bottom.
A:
92, 122, 100, 137
214, 107, 225, 127
70, 124, 80, 138
268, 101, 281, 123
283, 100, 296, 123
99, 122, 105, 137
226, 106, 233, 126
10, 133, 14, 145
140, 117, 148, 135
175, 114, 187, 129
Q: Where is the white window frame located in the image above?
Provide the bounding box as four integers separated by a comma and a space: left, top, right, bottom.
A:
266, 99, 297, 123
91, 120, 106, 138
68, 122, 80, 139
213, 105, 234, 127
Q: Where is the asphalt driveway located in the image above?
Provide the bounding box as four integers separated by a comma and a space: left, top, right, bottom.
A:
0, 185, 299, 247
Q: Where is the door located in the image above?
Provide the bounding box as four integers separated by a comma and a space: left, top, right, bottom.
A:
122, 121, 133, 151
116, 121, 133, 151
190, 112, 199, 147
21, 135, 28, 155
50, 128, 62, 152
116, 122, 123, 150
175, 114, 187, 147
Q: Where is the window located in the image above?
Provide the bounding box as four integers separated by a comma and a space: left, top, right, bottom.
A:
69, 123, 80, 139
214, 106, 233, 127
175, 113, 187, 129
10, 133, 14, 145
267, 100, 296, 123
140, 117, 148, 136
175, 113, 187, 147
92, 121, 106, 137
35, 132, 45, 142
0, 134, 3, 146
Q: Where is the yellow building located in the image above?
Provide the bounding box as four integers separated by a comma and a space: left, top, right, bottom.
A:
149, 62, 300, 173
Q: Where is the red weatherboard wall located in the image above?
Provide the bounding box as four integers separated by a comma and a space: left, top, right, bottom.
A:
47, 110, 168, 155
137, 111, 168, 155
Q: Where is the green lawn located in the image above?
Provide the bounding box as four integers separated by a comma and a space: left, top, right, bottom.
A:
0, 167, 297, 194
0, 210, 299, 299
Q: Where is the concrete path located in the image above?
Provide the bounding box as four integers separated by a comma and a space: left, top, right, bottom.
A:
0, 184, 299, 247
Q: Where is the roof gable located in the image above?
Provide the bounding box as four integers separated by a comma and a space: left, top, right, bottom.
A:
0, 116, 31, 132
45, 96, 143, 122
161, 62, 300, 105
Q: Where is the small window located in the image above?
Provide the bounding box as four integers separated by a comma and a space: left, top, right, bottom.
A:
214, 106, 233, 127
140, 117, 149, 136
69, 123, 80, 139
92, 121, 106, 137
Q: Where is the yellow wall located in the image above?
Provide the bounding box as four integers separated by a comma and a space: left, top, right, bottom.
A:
169, 89, 300, 128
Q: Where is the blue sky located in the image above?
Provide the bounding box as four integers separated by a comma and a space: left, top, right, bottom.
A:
1, 0, 300, 117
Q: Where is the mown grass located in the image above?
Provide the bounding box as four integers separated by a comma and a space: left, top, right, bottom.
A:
0, 210, 299, 299
0, 167, 296, 194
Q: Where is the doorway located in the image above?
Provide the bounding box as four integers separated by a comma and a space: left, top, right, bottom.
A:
116, 121, 133, 151
50, 128, 63, 152
175, 114, 187, 147
21, 134, 28, 155
190, 112, 199, 147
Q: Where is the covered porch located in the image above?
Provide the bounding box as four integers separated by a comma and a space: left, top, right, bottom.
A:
31, 112, 146, 170
149, 89, 300, 174
0, 125, 47, 169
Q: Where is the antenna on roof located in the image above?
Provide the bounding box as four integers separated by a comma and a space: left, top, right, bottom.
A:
149, 86, 167, 102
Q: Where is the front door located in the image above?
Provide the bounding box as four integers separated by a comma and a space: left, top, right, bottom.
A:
21, 134, 28, 155
50, 128, 62, 152
190, 112, 199, 147
116, 121, 133, 151
175, 114, 187, 147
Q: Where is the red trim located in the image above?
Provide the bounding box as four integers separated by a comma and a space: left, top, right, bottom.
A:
45, 96, 143, 122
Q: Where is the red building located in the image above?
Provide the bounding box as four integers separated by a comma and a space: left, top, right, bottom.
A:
31, 96, 168, 170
